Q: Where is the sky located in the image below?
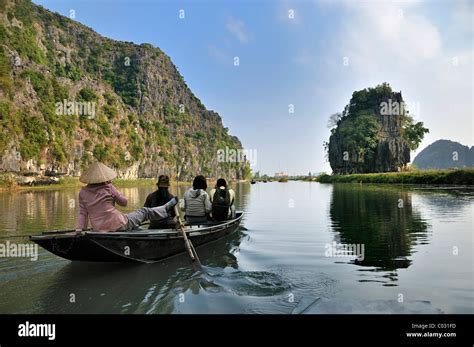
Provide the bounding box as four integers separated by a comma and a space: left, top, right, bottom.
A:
34, 0, 473, 175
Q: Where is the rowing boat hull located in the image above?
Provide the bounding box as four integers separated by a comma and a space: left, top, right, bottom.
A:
30, 212, 244, 263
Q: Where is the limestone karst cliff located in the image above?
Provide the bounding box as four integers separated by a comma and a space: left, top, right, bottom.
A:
327, 83, 427, 174
0, 0, 249, 180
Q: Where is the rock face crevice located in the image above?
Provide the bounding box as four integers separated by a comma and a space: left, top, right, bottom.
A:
0, 0, 249, 180
328, 85, 411, 174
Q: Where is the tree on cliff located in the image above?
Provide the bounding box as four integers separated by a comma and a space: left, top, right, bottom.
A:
325, 83, 428, 174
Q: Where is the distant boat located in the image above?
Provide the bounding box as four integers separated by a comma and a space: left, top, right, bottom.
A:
30, 212, 244, 263
251, 180, 256, 184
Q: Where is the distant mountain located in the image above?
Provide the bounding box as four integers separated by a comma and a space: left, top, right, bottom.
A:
0, 0, 249, 180
413, 140, 474, 169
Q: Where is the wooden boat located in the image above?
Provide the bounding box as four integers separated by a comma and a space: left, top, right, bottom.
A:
30, 212, 244, 263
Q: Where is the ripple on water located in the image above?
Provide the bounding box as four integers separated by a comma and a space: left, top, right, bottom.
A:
240, 267, 338, 314
205, 268, 291, 297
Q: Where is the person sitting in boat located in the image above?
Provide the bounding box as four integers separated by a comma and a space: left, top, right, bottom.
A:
210, 178, 235, 221
75, 162, 177, 233
144, 175, 177, 229
179, 175, 212, 225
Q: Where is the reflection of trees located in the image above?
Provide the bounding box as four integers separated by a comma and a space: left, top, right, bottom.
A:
1, 182, 250, 237
233, 182, 251, 211
411, 188, 473, 220
329, 185, 430, 271
0, 189, 80, 236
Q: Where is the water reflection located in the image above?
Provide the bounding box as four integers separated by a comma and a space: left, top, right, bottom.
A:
31, 229, 247, 314
329, 185, 431, 271
1, 182, 472, 313
0, 189, 80, 236
0, 182, 251, 236
411, 187, 473, 222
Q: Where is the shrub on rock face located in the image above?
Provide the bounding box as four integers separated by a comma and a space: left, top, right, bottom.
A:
326, 83, 428, 174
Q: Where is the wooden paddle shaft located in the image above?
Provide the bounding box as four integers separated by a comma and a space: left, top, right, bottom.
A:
174, 205, 195, 261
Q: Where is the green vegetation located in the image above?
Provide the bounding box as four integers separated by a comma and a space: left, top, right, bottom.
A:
103, 104, 117, 119
337, 114, 380, 162
0, 46, 13, 97
0, 173, 17, 189
103, 51, 140, 107
403, 117, 429, 151
20, 70, 53, 102
19, 114, 48, 160
0, 0, 249, 181
92, 144, 109, 162
77, 87, 98, 102
0, 174, 178, 190
316, 169, 474, 185
326, 83, 429, 174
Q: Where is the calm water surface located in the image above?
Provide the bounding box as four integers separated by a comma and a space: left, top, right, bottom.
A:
0, 182, 472, 314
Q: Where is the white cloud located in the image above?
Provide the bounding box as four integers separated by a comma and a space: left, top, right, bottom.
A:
225, 16, 251, 43
451, 0, 473, 32
313, 1, 472, 155
339, 2, 442, 70
207, 44, 231, 65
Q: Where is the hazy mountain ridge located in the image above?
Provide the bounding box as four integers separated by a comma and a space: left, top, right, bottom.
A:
413, 140, 474, 170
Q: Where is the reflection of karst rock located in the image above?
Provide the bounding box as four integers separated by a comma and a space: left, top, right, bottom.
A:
329, 185, 429, 271
328, 85, 411, 174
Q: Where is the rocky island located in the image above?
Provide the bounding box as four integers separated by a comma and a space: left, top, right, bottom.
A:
326, 83, 428, 175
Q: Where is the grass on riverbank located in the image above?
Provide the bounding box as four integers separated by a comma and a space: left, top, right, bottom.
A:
315, 169, 474, 185
0, 174, 191, 191
0, 173, 247, 191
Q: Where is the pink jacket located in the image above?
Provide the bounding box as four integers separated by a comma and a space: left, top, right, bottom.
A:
76, 183, 128, 232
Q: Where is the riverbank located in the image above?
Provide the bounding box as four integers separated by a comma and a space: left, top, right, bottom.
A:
315, 169, 474, 185
0, 173, 248, 191
0, 174, 193, 191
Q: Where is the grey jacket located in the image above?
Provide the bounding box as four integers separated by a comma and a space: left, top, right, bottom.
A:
180, 188, 212, 217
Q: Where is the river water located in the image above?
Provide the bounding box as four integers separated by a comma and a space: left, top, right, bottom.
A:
0, 182, 472, 314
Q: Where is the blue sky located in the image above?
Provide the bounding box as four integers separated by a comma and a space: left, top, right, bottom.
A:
34, 0, 473, 175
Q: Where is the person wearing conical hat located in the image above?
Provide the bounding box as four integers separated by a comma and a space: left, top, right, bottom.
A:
75, 162, 177, 232
144, 175, 177, 229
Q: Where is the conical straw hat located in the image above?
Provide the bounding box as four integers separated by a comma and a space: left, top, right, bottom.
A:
79, 162, 117, 184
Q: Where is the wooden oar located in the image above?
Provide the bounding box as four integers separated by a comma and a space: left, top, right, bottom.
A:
174, 205, 201, 266
174, 169, 202, 267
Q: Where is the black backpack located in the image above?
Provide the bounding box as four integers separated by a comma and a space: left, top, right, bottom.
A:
212, 188, 231, 221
